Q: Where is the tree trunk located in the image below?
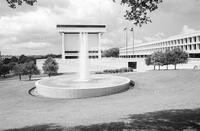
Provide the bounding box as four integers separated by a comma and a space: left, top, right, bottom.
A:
19, 75, 21, 80
174, 64, 177, 70
48, 74, 50, 77
166, 65, 168, 70
29, 74, 32, 80
154, 65, 156, 70
159, 65, 160, 70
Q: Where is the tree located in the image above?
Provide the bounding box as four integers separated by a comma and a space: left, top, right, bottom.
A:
6, 0, 37, 8
19, 55, 36, 64
19, 55, 28, 64
8, 62, 17, 71
146, 48, 189, 70
3, 58, 11, 65
163, 50, 171, 70
157, 51, 165, 70
10, 56, 18, 63
145, 55, 152, 66
42, 57, 59, 77
0, 64, 10, 78
23, 61, 40, 80
170, 48, 188, 70
102, 48, 119, 57
150, 52, 158, 70
115, 0, 163, 26
13, 64, 25, 80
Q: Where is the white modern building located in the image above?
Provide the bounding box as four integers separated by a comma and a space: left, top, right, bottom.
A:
57, 25, 106, 59
119, 32, 200, 58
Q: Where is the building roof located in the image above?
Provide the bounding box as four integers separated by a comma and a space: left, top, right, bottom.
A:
56, 24, 106, 33
57, 25, 106, 28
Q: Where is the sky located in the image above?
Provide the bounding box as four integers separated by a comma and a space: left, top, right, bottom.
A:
0, 0, 200, 55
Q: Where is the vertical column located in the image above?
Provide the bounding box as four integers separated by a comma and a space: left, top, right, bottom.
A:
79, 32, 89, 81
191, 44, 194, 50
98, 33, 102, 59
61, 32, 65, 60
126, 29, 128, 58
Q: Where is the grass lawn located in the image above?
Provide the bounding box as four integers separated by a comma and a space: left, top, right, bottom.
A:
0, 70, 200, 130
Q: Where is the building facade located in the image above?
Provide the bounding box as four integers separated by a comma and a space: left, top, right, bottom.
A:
119, 32, 200, 58
57, 25, 106, 59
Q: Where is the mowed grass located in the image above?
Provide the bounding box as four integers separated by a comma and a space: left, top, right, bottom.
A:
0, 70, 200, 130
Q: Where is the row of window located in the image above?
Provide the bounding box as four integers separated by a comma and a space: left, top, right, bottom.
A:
120, 44, 200, 55
134, 44, 200, 53
123, 35, 200, 51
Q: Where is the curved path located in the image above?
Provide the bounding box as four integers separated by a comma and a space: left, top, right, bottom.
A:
0, 70, 200, 130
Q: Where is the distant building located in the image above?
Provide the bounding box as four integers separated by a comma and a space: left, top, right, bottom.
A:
119, 32, 200, 58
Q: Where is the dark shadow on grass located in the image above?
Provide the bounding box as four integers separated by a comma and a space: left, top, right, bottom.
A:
68, 108, 200, 131
3, 124, 65, 131
3, 109, 200, 131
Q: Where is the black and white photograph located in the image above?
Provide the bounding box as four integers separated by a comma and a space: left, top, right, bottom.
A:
0, 0, 200, 130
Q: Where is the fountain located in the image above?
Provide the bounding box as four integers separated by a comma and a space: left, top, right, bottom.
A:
35, 25, 130, 99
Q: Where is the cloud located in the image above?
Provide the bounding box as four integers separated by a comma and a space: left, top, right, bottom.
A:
0, 0, 129, 55
180, 25, 198, 35
143, 32, 165, 42
3, 41, 50, 50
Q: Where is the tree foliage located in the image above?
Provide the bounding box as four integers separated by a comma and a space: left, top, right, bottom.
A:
42, 57, 59, 77
19, 55, 36, 64
6, 0, 37, 8
10, 56, 19, 63
115, 0, 163, 26
102, 48, 119, 57
13, 63, 25, 80
170, 48, 188, 70
0, 64, 10, 77
23, 61, 40, 80
145, 48, 188, 70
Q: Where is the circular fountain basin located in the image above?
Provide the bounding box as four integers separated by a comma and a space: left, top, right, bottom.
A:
35, 74, 130, 99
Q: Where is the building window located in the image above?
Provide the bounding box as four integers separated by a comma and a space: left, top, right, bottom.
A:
189, 37, 192, 43
185, 45, 187, 50
194, 37, 197, 42
194, 44, 197, 50
189, 45, 192, 50
198, 36, 200, 42
185, 38, 187, 43
181, 39, 184, 44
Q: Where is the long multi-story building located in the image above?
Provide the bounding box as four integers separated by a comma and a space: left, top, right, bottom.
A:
119, 32, 200, 58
